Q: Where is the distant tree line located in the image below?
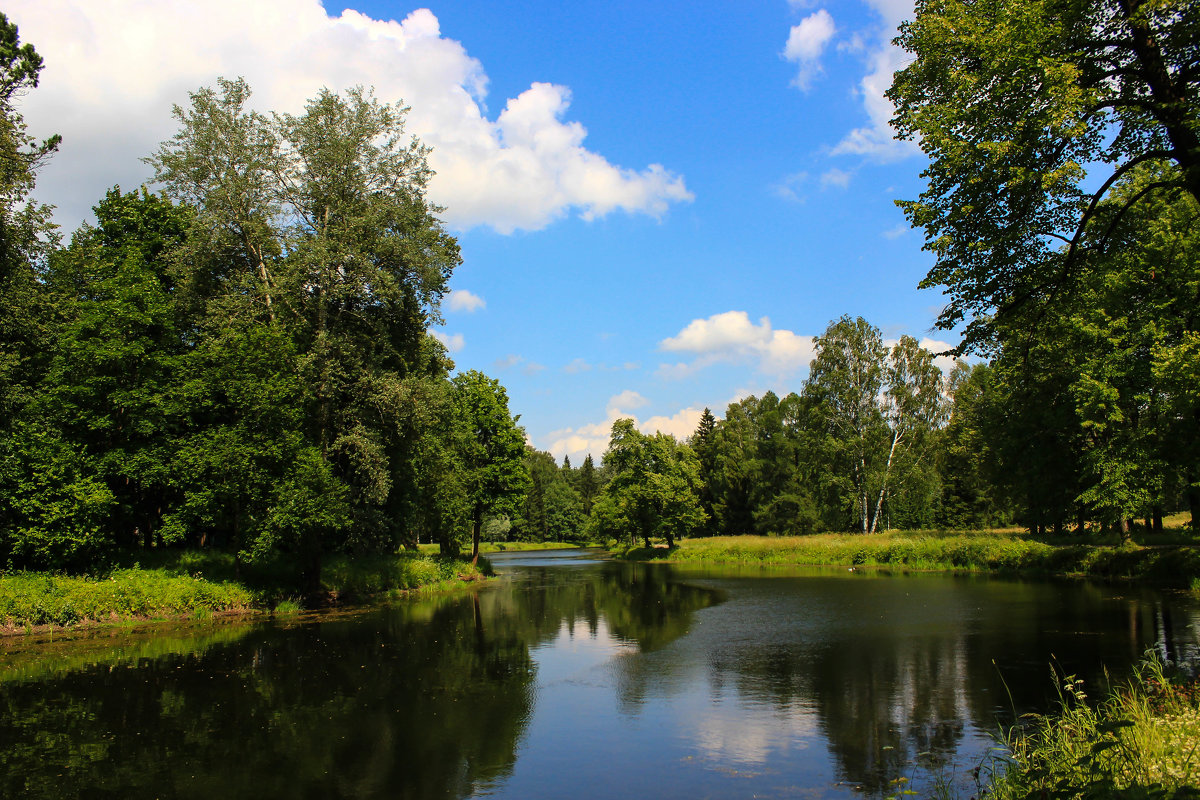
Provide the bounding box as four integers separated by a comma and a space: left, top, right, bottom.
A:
0, 19, 528, 583
516, 298, 1196, 546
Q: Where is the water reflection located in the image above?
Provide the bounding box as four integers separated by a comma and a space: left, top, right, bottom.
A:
1, 553, 1196, 800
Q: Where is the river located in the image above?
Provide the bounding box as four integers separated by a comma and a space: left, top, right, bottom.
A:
2, 548, 1197, 799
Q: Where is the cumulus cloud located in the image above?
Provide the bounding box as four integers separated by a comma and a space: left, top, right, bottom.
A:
658, 311, 816, 377
545, 392, 705, 462
783, 9, 836, 90
882, 222, 909, 239
607, 390, 650, 413
8, 1, 692, 234
429, 329, 465, 352
446, 289, 486, 312
830, 0, 920, 162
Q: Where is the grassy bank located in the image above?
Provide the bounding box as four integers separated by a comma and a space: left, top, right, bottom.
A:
0, 550, 490, 633
416, 541, 589, 555
981, 659, 1200, 799
615, 531, 1200, 586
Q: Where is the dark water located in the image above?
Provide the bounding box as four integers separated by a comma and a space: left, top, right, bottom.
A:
2, 550, 1197, 799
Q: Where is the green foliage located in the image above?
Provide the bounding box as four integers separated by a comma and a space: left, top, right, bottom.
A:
511, 448, 584, 542
0, 421, 115, 570
889, 0, 1200, 353
451, 370, 531, 559
987, 657, 1200, 799
0, 569, 255, 628
594, 419, 706, 548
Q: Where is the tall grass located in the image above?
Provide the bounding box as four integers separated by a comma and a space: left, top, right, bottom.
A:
985, 656, 1200, 798
1, 550, 491, 631
618, 533, 1200, 585
0, 569, 256, 628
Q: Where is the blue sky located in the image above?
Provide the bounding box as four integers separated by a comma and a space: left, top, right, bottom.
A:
11, 0, 953, 462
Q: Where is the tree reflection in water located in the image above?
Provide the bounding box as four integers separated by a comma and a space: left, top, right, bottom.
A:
2, 555, 1196, 800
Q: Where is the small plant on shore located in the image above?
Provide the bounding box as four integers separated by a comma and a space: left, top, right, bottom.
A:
272, 598, 303, 616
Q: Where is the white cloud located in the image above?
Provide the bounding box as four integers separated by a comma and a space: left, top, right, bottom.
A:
882, 223, 909, 239
494, 354, 523, 369
772, 171, 809, 202
820, 167, 852, 188
446, 289, 486, 312
783, 9, 836, 90
429, 329, 465, 352
607, 390, 650, 413
830, 0, 920, 162
658, 311, 816, 377
639, 407, 704, 440
545, 396, 705, 463
9, 2, 692, 234
563, 357, 592, 374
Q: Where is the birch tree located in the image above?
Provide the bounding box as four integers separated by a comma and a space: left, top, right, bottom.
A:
869, 336, 947, 532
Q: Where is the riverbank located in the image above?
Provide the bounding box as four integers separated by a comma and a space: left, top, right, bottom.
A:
0, 550, 491, 635
615, 532, 1200, 587
980, 658, 1200, 798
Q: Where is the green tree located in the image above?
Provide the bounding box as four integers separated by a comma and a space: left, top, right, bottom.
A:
869, 336, 948, 532
889, 0, 1200, 353
452, 371, 530, 561
936, 362, 1013, 529
0, 12, 57, 424
41, 188, 193, 551
512, 448, 583, 542
803, 316, 888, 532
149, 79, 463, 566
689, 407, 720, 535
598, 419, 706, 548
576, 454, 601, 517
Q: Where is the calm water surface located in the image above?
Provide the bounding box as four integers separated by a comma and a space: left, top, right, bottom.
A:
2, 549, 1198, 799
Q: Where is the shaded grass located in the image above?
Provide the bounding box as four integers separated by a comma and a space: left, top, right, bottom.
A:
1, 550, 492, 632
616, 532, 1200, 586
983, 656, 1200, 799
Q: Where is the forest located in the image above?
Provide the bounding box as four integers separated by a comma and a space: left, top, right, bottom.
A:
2, 0, 1199, 586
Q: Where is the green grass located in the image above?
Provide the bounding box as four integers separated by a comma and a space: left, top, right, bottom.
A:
615, 531, 1200, 586
0, 550, 492, 632
480, 541, 589, 552
983, 656, 1200, 799
416, 540, 589, 555
0, 569, 256, 629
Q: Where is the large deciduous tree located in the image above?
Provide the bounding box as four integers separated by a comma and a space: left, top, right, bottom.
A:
452, 371, 530, 562
599, 419, 706, 549
804, 316, 888, 532
889, 0, 1200, 352
147, 78, 464, 576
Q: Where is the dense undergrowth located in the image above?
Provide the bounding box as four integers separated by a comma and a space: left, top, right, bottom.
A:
0, 550, 491, 632
616, 531, 1200, 586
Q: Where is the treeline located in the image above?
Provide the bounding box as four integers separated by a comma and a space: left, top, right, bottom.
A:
520, 302, 1196, 546
0, 21, 528, 584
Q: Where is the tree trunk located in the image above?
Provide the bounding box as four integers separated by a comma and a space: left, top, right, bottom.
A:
870, 430, 901, 534
470, 506, 483, 565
